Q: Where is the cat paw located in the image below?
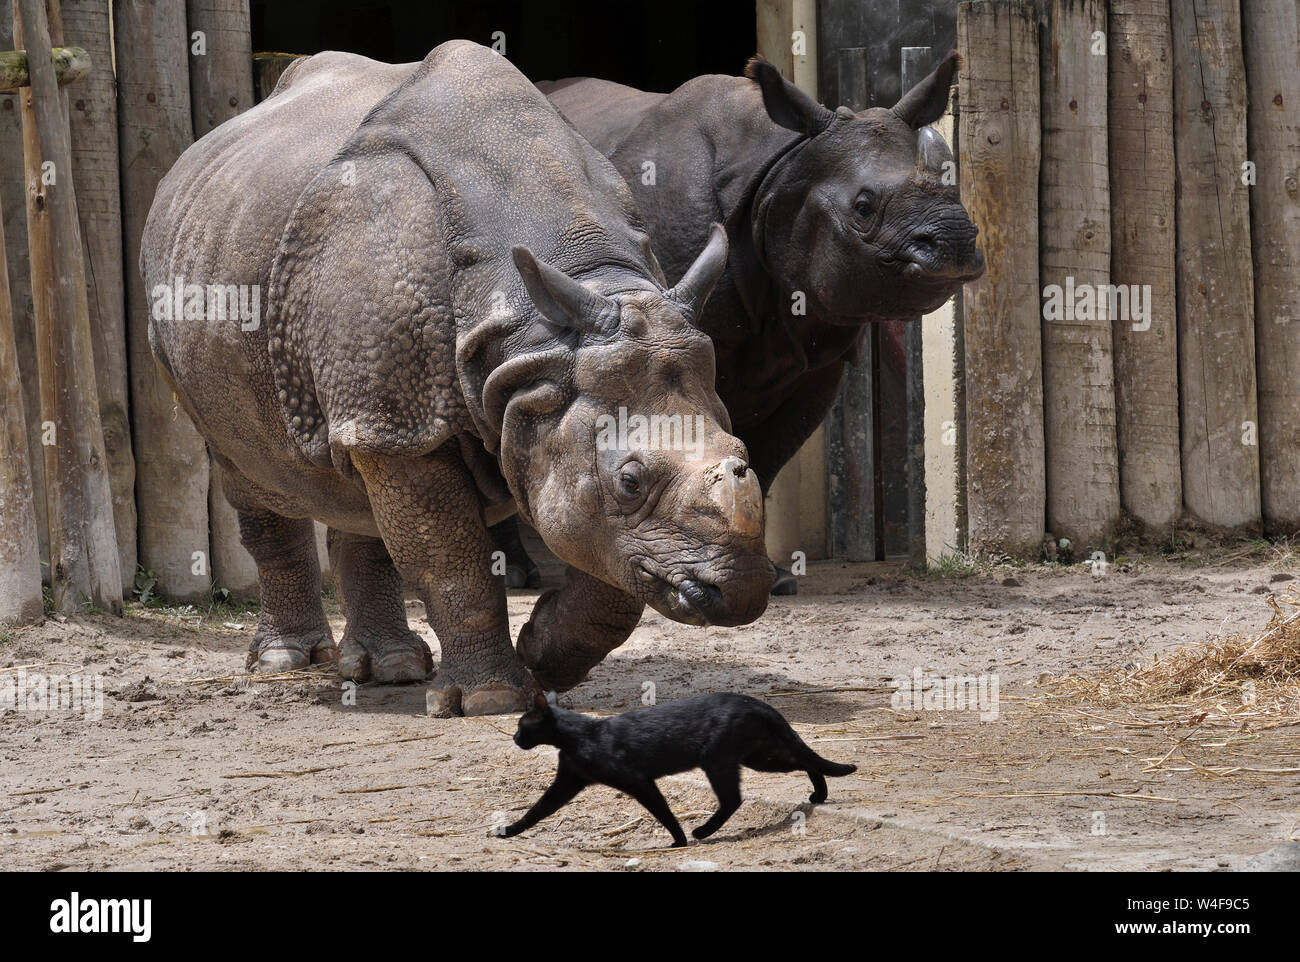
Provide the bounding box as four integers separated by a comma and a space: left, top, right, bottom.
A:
809, 790, 828, 804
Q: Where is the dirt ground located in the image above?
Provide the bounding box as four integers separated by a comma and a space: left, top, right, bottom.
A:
2, 549, 1298, 872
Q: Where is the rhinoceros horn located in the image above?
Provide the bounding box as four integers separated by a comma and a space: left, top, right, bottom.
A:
512, 245, 621, 336
668, 222, 729, 324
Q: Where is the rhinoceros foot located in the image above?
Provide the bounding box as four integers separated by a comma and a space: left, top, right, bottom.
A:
426, 651, 534, 717
338, 629, 433, 684
246, 628, 338, 674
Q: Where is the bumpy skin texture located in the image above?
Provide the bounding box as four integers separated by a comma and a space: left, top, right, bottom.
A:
141, 42, 774, 715
541, 54, 985, 491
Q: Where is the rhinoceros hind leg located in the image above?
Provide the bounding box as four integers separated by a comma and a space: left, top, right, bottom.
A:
328, 529, 432, 684
227, 488, 336, 674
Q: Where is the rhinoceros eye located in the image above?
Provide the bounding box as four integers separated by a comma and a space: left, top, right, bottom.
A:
853, 190, 877, 218
614, 461, 647, 504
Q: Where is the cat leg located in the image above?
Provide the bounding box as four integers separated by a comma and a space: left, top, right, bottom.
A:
499, 767, 587, 838
692, 764, 743, 840
625, 781, 687, 847
807, 771, 829, 804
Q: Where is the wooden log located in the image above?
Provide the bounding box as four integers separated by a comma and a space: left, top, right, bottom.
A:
252, 52, 301, 102
1107, 0, 1181, 532
186, 0, 257, 596
15, 0, 122, 613
1170, 0, 1260, 531
0, 44, 88, 92
958, 0, 1045, 557
187, 0, 254, 136
0, 183, 43, 625
61, 0, 135, 583
902, 45, 930, 570
115, 0, 210, 601
1242, 1, 1300, 536
1, 0, 48, 572
823, 43, 881, 561
1039, 0, 1119, 554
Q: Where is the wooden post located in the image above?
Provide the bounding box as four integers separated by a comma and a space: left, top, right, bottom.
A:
756, 0, 827, 567
15, 0, 122, 613
61, 0, 136, 583
1039, 0, 1119, 555
115, 0, 210, 601
1170, 0, 1260, 531
824, 43, 880, 561
252, 52, 301, 102
1108, 0, 1181, 533
958, 0, 1044, 557
922, 83, 963, 563
187, 0, 258, 597
187, 0, 254, 136
0, 184, 43, 625
0, 0, 47, 572
1243, 1, 1300, 536
902, 45, 930, 570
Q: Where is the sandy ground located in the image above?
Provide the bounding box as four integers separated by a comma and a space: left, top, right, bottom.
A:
2, 551, 1298, 872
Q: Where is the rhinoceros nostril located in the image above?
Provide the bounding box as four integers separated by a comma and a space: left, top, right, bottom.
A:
720, 455, 748, 480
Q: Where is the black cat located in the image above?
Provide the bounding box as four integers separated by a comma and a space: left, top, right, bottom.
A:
498, 692, 857, 847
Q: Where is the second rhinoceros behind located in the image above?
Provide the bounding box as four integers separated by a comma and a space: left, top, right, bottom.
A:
140, 40, 774, 716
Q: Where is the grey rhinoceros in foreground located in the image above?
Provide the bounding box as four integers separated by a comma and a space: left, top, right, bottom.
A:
141, 40, 774, 716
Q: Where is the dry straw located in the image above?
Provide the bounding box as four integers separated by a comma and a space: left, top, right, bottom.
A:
1045, 588, 1300, 727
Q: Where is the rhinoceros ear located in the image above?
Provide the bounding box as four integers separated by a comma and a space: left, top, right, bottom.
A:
745, 57, 834, 137
512, 246, 621, 337
668, 223, 729, 323
893, 49, 960, 130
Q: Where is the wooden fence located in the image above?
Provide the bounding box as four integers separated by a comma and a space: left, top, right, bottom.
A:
1, 0, 1297, 624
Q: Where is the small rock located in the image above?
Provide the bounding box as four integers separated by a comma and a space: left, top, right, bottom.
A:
624, 858, 641, 868
1240, 843, 1300, 871
1001, 577, 1021, 588
678, 860, 718, 872
1269, 572, 1294, 583
1252, 585, 1270, 594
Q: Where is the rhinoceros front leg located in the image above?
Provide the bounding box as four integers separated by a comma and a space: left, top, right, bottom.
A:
516, 566, 644, 692
350, 447, 530, 716
327, 529, 433, 684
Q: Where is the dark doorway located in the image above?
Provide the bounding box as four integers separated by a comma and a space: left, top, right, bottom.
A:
249, 0, 757, 92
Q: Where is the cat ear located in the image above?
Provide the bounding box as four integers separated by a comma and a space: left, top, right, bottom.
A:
533, 693, 548, 712
544, 691, 559, 708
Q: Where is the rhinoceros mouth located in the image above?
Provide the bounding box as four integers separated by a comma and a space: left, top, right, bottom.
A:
635, 563, 712, 626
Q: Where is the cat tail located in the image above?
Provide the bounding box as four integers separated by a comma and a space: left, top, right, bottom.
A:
807, 752, 857, 777
793, 739, 857, 777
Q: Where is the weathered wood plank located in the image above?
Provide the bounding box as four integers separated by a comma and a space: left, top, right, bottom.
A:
115, 0, 211, 601
62, 0, 136, 582
902, 45, 930, 570
187, 0, 258, 596
1107, 0, 1181, 532
0, 2, 48, 572
1170, 0, 1260, 531
1243, 0, 1300, 535
187, 0, 254, 136
0, 181, 43, 625
958, 0, 1045, 556
15, 0, 122, 613
1039, 0, 1119, 554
